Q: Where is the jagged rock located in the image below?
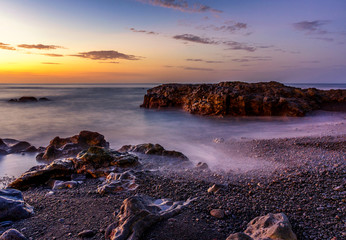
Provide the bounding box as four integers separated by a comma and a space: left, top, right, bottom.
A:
37, 131, 110, 161
0, 229, 27, 240
73, 147, 139, 177
141, 81, 346, 117
97, 170, 138, 194
0, 189, 34, 221
8, 159, 75, 190
0, 139, 38, 155
105, 195, 192, 240
226, 213, 297, 240
118, 143, 188, 161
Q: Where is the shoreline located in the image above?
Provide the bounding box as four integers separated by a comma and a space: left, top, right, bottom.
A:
1, 134, 345, 239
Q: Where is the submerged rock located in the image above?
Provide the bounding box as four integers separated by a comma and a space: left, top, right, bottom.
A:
141, 81, 346, 117
0, 189, 34, 222
118, 143, 188, 161
37, 131, 109, 161
0, 229, 27, 240
105, 195, 193, 240
226, 213, 297, 240
0, 138, 38, 155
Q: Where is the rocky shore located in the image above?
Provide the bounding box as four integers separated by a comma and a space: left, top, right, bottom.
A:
141, 81, 346, 116
0, 132, 345, 239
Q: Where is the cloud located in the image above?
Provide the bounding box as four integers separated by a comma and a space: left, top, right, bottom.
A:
42, 62, 60, 64
71, 50, 141, 61
0, 42, 16, 50
17, 44, 63, 50
98, 61, 120, 64
223, 41, 256, 52
293, 20, 329, 34
174, 33, 256, 52
42, 53, 64, 57
232, 56, 272, 62
173, 34, 215, 44
186, 58, 223, 64
130, 28, 158, 35
136, 0, 222, 13
198, 21, 249, 34
183, 67, 214, 71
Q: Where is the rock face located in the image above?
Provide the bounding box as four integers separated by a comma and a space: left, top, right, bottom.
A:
0, 139, 38, 155
226, 213, 297, 240
0, 189, 34, 222
0, 229, 28, 240
105, 195, 192, 240
118, 143, 189, 161
141, 81, 346, 117
36, 131, 109, 160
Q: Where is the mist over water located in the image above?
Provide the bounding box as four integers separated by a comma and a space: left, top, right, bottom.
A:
0, 83, 345, 178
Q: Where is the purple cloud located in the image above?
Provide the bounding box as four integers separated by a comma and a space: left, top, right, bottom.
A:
18, 44, 63, 50
130, 28, 158, 35
71, 50, 141, 60
137, 0, 222, 13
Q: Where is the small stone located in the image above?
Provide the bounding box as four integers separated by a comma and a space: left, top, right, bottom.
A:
196, 162, 209, 170
0, 229, 27, 240
210, 209, 225, 219
207, 184, 225, 194
78, 230, 95, 238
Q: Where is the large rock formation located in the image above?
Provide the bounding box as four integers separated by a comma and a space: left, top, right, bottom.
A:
0, 189, 34, 222
226, 213, 297, 240
141, 81, 346, 117
36, 131, 109, 160
105, 195, 192, 240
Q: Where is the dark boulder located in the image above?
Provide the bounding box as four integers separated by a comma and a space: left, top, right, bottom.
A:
37, 131, 110, 161
0, 139, 38, 155
0, 229, 27, 240
118, 143, 188, 161
0, 189, 33, 221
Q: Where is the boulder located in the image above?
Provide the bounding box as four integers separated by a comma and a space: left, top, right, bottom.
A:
0, 229, 27, 240
0, 189, 34, 221
37, 131, 109, 161
118, 143, 188, 161
141, 81, 346, 117
8, 159, 75, 190
226, 213, 297, 240
0, 139, 38, 155
97, 170, 138, 194
105, 195, 192, 240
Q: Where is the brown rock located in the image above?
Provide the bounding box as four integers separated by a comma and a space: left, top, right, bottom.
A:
141, 81, 346, 117
210, 209, 225, 219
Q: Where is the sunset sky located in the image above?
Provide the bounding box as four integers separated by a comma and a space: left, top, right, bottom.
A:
0, 0, 345, 84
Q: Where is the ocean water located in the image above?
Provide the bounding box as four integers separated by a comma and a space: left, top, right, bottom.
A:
0, 83, 345, 178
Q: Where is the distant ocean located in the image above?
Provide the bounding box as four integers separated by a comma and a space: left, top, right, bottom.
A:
0, 82, 345, 178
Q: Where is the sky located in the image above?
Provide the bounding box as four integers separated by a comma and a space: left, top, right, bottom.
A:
0, 0, 345, 84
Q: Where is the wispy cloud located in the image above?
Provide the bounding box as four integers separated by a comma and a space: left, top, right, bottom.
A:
0, 42, 16, 50
197, 21, 249, 34
98, 61, 120, 64
183, 66, 213, 71
173, 33, 256, 52
130, 28, 158, 35
293, 20, 335, 42
186, 58, 223, 64
71, 50, 141, 60
136, 0, 222, 13
42, 62, 60, 64
232, 56, 272, 62
42, 53, 64, 57
18, 44, 63, 50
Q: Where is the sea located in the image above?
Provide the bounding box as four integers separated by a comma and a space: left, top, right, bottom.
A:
0, 83, 345, 179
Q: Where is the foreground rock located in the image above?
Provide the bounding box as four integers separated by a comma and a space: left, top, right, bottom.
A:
105, 195, 192, 240
0, 139, 38, 155
226, 213, 297, 240
8, 97, 50, 103
141, 81, 346, 116
0, 229, 27, 240
118, 143, 189, 161
9, 146, 139, 190
36, 131, 109, 160
0, 189, 33, 222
